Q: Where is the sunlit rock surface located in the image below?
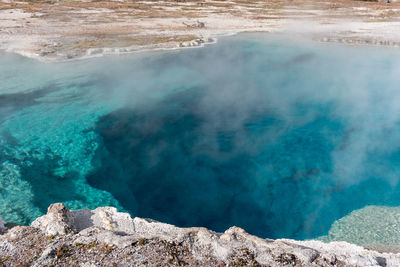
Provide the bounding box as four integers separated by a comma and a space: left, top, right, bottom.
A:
1, 203, 400, 266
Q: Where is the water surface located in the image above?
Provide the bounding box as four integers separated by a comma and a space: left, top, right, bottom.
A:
2, 34, 400, 243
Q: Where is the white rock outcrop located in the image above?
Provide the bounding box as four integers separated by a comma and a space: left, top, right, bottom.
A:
25, 203, 400, 266
31, 203, 76, 235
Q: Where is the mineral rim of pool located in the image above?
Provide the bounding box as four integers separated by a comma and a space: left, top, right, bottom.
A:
2, 33, 400, 249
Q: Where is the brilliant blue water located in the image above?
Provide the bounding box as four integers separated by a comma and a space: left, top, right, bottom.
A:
2, 34, 400, 241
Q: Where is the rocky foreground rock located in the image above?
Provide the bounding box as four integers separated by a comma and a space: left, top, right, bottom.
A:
0, 204, 398, 266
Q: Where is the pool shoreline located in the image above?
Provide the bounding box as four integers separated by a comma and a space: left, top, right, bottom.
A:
2, 203, 400, 265
2, 0, 400, 62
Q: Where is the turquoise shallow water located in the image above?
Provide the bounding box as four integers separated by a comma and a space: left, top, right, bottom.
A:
2, 34, 400, 242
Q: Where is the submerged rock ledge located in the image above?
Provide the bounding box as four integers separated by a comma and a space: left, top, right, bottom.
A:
0, 204, 398, 266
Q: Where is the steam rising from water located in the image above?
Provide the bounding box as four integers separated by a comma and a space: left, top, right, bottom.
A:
2, 34, 400, 242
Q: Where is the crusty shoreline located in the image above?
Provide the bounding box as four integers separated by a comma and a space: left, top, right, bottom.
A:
1, 203, 399, 266
2, 0, 400, 62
